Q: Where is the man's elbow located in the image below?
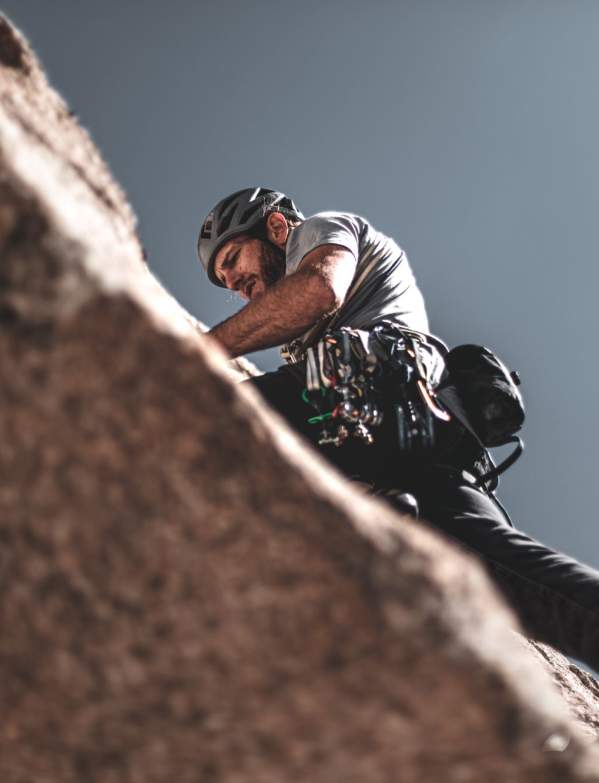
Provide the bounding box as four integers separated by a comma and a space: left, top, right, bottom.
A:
310, 275, 344, 315
295, 245, 356, 317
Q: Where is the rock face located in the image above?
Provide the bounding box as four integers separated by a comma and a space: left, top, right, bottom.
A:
0, 14, 598, 783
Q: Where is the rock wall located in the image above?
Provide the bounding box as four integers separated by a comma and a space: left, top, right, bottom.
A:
0, 14, 598, 783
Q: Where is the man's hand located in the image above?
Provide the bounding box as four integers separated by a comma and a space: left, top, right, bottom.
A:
207, 244, 357, 358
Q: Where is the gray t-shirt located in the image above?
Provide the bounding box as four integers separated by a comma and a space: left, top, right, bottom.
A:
281, 211, 435, 364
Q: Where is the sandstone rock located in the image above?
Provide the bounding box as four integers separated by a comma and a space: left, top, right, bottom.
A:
0, 14, 598, 783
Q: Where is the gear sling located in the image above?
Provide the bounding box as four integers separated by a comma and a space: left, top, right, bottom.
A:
299, 321, 525, 492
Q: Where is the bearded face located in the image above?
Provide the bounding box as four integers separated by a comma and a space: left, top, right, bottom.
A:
258, 238, 286, 289
213, 234, 287, 301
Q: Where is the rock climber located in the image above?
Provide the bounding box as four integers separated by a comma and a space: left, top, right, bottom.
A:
198, 186, 599, 674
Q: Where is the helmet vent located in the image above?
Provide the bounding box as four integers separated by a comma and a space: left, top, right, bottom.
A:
218, 204, 237, 233
218, 193, 239, 214
240, 204, 262, 225
200, 212, 214, 239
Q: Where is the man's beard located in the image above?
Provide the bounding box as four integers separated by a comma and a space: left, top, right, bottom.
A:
258, 240, 286, 288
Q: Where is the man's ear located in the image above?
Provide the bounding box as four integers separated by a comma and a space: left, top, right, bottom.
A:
265, 211, 289, 247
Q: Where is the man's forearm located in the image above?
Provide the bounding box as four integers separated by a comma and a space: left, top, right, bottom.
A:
207, 272, 336, 358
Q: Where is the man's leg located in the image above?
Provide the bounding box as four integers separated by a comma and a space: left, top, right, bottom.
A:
242, 364, 399, 479
242, 368, 599, 671
402, 466, 599, 674
242, 363, 312, 438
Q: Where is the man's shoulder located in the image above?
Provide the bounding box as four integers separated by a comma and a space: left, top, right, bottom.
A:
290, 211, 370, 247
303, 210, 369, 227
285, 211, 369, 274
293, 212, 401, 259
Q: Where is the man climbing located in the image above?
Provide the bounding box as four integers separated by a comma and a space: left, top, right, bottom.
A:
198, 186, 599, 674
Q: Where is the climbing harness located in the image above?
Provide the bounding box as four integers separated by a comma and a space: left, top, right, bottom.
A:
302, 321, 450, 452
300, 320, 526, 493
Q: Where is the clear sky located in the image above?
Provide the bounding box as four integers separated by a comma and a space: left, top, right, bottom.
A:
3, 1, 599, 569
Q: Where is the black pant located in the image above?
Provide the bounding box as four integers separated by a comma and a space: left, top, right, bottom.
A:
243, 363, 599, 674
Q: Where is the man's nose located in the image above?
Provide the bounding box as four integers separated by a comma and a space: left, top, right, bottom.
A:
222, 267, 241, 291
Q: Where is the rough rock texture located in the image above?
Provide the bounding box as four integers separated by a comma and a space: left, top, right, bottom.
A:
0, 14, 259, 386
0, 14, 598, 783
525, 640, 599, 743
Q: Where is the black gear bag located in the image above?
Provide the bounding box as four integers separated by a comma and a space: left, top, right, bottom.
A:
434, 343, 525, 488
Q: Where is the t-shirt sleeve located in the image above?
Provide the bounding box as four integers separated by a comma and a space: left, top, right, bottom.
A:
285, 212, 361, 275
